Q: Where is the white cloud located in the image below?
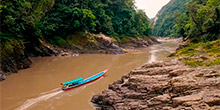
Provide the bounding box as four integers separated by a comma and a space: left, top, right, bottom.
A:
135, 0, 170, 18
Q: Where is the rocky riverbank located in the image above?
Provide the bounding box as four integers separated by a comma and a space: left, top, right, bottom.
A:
91, 59, 220, 110
0, 35, 159, 81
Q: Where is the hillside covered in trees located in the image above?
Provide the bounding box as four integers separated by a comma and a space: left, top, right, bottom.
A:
175, 0, 220, 42
0, 0, 152, 76
153, 0, 220, 41
92, 1, 220, 109
1, 0, 219, 79
0, 0, 152, 43
40, 0, 152, 40
152, 0, 190, 37
174, 0, 220, 66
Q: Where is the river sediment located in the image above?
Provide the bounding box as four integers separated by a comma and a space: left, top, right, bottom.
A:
1, 38, 179, 110
0, 35, 159, 81
91, 59, 220, 110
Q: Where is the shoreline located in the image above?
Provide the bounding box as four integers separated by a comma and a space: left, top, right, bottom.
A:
0, 36, 160, 81
91, 59, 220, 110
91, 38, 220, 110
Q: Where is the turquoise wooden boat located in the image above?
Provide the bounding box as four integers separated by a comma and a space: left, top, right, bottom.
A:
60, 69, 108, 91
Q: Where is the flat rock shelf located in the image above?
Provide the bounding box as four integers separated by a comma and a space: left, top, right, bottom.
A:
91, 59, 220, 110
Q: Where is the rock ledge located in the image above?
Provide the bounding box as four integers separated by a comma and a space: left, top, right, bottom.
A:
91, 59, 220, 110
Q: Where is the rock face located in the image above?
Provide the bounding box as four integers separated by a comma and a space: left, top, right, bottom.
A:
119, 37, 160, 49
74, 34, 125, 54
0, 45, 54, 81
91, 59, 220, 110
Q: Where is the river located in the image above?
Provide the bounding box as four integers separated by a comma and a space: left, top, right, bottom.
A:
0, 39, 179, 110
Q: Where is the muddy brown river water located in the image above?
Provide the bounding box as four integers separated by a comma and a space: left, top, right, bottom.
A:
0, 39, 179, 110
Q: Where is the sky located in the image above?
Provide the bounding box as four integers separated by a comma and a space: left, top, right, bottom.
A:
135, 0, 170, 18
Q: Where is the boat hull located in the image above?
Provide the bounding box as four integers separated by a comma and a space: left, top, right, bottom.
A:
62, 69, 108, 91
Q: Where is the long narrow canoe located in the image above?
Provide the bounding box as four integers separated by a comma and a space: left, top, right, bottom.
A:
61, 69, 108, 91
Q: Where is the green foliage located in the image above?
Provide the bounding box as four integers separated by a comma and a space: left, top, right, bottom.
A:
121, 37, 131, 43
0, 0, 54, 35
0, 0, 55, 72
0, 38, 25, 62
183, 58, 204, 67
0, 0, 152, 68
152, 0, 190, 37
182, 56, 220, 67
176, 39, 220, 66
40, 0, 151, 40
48, 36, 67, 46
175, 0, 220, 42
1, 0, 151, 48
0, 0, 55, 52
154, 0, 220, 42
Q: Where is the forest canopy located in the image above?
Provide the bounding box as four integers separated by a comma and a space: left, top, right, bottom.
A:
175, 0, 220, 42
152, 0, 190, 37
0, 0, 152, 44
153, 0, 220, 42
0, 0, 152, 61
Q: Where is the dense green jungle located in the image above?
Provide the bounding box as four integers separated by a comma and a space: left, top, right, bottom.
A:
0, 0, 220, 75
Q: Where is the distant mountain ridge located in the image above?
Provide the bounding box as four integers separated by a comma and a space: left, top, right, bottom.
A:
152, 0, 190, 37
152, 0, 175, 26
